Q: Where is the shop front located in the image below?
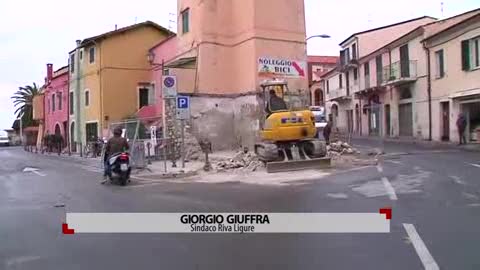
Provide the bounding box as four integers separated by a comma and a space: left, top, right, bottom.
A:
460, 98, 480, 143
452, 90, 480, 143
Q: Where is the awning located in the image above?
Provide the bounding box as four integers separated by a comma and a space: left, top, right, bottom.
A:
164, 57, 197, 69
449, 88, 480, 99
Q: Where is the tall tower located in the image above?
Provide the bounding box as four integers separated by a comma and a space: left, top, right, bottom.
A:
174, 0, 308, 150
176, 0, 308, 94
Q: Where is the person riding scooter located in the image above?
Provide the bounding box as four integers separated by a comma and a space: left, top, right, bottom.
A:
102, 127, 130, 184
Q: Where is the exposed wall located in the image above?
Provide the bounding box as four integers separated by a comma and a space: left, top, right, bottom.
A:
188, 94, 261, 150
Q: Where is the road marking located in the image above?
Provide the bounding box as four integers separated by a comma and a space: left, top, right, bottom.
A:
381, 177, 398, 200
32, 171, 46, 177
449, 175, 465, 185
468, 163, 480, 168
403, 224, 439, 270
385, 160, 402, 165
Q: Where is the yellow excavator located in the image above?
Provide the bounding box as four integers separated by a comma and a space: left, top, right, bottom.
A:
254, 80, 330, 173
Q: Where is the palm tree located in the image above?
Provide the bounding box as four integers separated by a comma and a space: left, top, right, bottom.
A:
11, 83, 41, 127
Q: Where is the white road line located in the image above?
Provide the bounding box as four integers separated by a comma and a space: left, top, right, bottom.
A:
377, 165, 384, 173
385, 160, 402, 165
403, 224, 440, 270
381, 177, 398, 200
468, 163, 480, 168
32, 171, 46, 177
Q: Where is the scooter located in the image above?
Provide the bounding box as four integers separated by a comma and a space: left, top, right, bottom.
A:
108, 152, 131, 186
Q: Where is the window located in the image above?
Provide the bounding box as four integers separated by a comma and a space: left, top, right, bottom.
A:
70, 54, 75, 73
69, 92, 74, 115
58, 92, 63, 110
139, 88, 150, 109
352, 43, 357, 60
79, 50, 83, 61
85, 90, 90, 107
376, 55, 383, 85
461, 37, 480, 71
326, 80, 330, 94
339, 74, 343, 88
353, 68, 358, 80
364, 62, 370, 76
52, 94, 56, 112
435, 49, 445, 78
181, 8, 190, 34
89, 47, 95, 63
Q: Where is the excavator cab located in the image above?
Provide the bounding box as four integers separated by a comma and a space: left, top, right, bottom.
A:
255, 80, 331, 173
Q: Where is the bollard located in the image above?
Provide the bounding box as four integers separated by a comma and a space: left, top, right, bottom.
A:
199, 139, 212, 172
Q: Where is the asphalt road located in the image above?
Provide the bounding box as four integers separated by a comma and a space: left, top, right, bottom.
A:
1, 142, 479, 270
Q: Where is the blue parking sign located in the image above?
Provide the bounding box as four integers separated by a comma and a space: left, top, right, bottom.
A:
176, 96, 190, 120
177, 96, 189, 109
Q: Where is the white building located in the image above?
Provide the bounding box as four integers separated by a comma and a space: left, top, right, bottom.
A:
324, 8, 480, 143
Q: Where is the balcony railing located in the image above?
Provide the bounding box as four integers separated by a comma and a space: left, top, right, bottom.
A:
327, 87, 351, 101
382, 60, 418, 85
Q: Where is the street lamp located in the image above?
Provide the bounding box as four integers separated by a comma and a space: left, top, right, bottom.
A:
306, 34, 331, 41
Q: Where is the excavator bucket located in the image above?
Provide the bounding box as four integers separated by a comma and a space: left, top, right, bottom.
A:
266, 157, 331, 173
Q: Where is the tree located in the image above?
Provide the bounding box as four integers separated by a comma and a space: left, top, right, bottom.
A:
11, 83, 40, 127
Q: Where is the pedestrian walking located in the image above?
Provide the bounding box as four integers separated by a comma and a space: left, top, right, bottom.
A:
323, 121, 332, 145
456, 113, 467, 145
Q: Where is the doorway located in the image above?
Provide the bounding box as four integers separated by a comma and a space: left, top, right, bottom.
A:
385, 104, 391, 136
70, 122, 76, 152
441, 102, 450, 141
399, 103, 413, 136
347, 110, 354, 134
85, 122, 98, 142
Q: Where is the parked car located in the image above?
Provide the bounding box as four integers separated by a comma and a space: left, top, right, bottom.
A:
309, 106, 327, 138
0, 131, 10, 146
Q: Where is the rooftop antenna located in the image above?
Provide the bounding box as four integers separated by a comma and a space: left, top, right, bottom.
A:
168, 12, 176, 31
441, 2, 444, 18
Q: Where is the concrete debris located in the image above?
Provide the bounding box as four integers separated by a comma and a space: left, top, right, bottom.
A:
215, 150, 265, 172
184, 130, 203, 162
326, 141, 359, 158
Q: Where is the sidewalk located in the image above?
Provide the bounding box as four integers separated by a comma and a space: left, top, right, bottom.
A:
351, 135, 480, 152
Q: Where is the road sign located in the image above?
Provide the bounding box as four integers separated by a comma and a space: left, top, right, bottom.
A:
176, 96, 190, 120
162, 75, 177, 98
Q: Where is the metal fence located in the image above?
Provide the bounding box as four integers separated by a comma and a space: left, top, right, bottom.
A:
108, 116, 179, 169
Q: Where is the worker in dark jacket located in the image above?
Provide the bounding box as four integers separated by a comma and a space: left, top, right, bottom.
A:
102, 127, 130, 183
323, 121, 332, 145
267, 89, 287, 116
456, 113, 467, 145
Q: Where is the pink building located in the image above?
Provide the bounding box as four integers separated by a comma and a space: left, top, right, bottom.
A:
308, 56, 339, 106
150, 0, 308, 150
44, 64, 69, 144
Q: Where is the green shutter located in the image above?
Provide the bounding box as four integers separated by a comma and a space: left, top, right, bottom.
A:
461, 40, 470, 71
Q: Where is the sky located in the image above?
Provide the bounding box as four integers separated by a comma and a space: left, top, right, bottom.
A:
0, 0, 478, 130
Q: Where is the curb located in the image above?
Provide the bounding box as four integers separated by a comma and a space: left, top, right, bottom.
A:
132, 170, 198, 180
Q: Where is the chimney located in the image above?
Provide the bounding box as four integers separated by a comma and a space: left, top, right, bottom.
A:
47, 63, 53, 82
115, 24, 118, 30
76, 39, 81, 47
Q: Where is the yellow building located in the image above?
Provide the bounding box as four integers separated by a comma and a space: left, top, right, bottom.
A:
68, 21, 172, 145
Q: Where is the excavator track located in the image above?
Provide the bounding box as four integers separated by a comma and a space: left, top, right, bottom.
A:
255, 140, 331, 173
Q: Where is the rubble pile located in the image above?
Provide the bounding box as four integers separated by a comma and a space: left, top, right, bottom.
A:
183, 130, 204, 162
327, 141, 359, 159
215, 150, 265, 172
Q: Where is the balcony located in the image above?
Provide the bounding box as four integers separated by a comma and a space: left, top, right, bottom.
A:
382, 60, 418, 86
327, 87, 351, 101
